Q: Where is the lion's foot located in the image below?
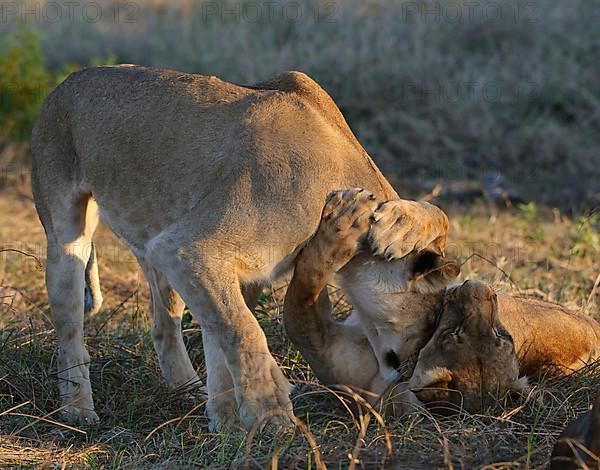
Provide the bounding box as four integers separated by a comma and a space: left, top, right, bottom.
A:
235, 357, 293, 432
59, 399, 99, 426
206, 357, 293, 433
206, 388, 237, 432
369, 199, 449, 260
304, 188, 378, 273
56, 362, 99, 426
233, 356, 293, 432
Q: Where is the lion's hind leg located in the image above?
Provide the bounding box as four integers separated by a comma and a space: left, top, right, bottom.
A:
36, 192, 100, 425
138, 259, 202, 392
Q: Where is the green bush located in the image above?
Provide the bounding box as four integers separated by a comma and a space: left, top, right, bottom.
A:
0, 24, 115, 145
0, 26, 55, 142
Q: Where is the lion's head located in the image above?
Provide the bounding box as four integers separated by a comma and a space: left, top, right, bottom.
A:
336, 249, 462, 383
408, 280, 521, 414
338, 250, 522, 415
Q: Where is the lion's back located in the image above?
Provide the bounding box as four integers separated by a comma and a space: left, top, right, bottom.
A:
32, 66, 396, 253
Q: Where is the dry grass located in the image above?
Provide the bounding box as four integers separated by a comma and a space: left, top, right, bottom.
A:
0, 179, 598, 468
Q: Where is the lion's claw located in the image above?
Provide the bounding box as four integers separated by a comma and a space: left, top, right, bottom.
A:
368, 199, 449, 260
308, 188, 379, 272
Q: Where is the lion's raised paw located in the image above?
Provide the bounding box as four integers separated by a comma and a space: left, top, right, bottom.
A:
369, 199, 449, 261
310, 188, 378, 270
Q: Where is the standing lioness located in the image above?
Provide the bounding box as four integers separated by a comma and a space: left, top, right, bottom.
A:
31, 66, 448, 430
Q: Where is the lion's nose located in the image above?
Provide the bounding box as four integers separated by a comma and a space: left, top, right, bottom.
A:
412, 385, 462, 415
412, 385, 446, 405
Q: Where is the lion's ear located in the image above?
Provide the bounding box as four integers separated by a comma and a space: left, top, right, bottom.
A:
409, 251, 460, 292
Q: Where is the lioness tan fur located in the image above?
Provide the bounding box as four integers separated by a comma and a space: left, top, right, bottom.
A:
31, 66, 449, 430
497, 296, 600, 376
284, 189, 600, 414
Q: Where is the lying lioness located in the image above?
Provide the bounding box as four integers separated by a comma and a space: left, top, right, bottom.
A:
284, 189, 600, 413
31, 66, 450, 429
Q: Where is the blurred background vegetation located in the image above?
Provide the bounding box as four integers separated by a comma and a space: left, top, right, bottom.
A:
0, 0, 599, 208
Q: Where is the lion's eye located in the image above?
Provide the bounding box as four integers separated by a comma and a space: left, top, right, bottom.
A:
442, 327, 463, 344
448, 327, 462, 337
493, 327, 513, 342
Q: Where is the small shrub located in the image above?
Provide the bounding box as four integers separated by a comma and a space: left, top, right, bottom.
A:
0, 25, 116, 145
0, 25, 55, 142
572, 213, 600, 257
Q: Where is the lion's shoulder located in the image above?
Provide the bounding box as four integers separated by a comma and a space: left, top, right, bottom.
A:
248, 71, 356, 139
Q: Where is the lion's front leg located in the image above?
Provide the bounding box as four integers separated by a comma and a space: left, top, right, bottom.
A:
368, 199, 449, 260
148, 238, 293, 432
284, 188, 380, 387
286, 188, 378, 315
198, 279, 292, 431
202, 330, 237, 431
201, 283, 266, 430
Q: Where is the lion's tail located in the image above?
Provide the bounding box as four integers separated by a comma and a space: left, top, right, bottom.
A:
84, 242, 103, 315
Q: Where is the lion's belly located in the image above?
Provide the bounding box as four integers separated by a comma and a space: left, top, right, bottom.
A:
87, 156, 349, 282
